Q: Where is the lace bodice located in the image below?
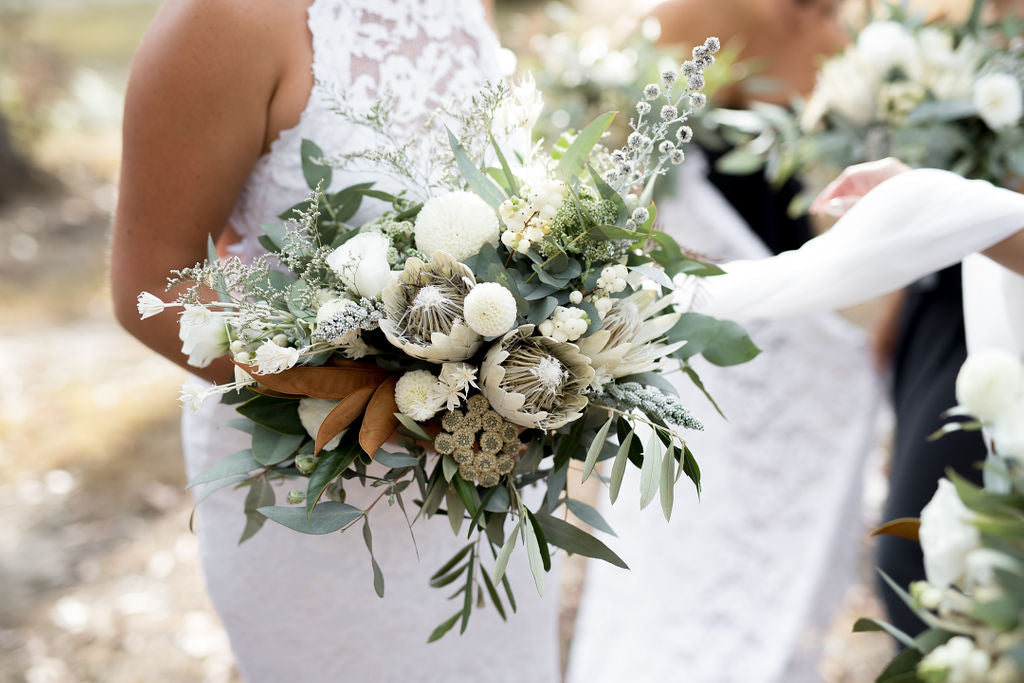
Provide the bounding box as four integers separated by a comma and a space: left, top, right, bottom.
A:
226, 0, 502, 261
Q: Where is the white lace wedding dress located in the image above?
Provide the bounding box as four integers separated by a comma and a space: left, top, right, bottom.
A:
181, 3, 560, 681
567, 153, 880, 683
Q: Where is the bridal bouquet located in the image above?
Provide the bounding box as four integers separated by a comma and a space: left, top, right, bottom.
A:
860, 350, 1024, 682
710, 2, 1024, 209
140, 37, 759, 638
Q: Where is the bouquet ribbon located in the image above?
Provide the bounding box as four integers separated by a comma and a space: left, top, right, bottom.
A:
235, 360, 400, 457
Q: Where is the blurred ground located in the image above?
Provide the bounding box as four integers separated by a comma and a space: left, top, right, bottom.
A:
0, 1, 894, 681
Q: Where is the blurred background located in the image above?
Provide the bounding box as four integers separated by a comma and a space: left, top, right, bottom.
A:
0, 0, 934, 680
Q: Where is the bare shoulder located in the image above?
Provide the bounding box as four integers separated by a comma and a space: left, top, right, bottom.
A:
651, 0, 725, 47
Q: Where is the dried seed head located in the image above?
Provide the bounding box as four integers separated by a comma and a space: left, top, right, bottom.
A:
453, 447, 475, 464
434, 431, 456, 455
441, 410, 465, 433
453, 428, 476, 450
480, 431, 503, 454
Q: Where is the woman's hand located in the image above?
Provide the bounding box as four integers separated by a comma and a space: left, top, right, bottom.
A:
810, 158, 911, 217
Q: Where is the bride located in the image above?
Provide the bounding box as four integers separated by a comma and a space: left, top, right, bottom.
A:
108, 1, 560, 680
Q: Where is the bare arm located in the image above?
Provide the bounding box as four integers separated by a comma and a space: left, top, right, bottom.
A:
110, 0, 307, 384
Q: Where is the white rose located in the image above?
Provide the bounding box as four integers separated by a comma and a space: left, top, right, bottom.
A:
954, 349, 1023, 423
327, 232, 392, 299
856, 21, 921, 79
297, 398, 343, 451
807, 53, 879, 127
253, 339, 300, 375
973, 72, 1024, 130
178, 306, 229, 368
414, 191, 500, 262
919, 479, 981, 587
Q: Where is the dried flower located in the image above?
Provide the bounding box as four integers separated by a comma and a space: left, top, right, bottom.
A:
253, 339, 300, 375
137, 292, 166, 320
395, 369, 444, 421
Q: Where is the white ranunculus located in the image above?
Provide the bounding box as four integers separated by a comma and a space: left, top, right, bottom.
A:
394, 369, 444, 421
919, 479, 981, 587
954, 349, 1023, 423
253, 339, 300, 375
297, 398, 343, 451
414, 191, 499, 262
178, 306, 229, 368
326, 232, 392, 299
856, 21, 922, 79
137, 292, 166, 320
973, 72, 1024, 130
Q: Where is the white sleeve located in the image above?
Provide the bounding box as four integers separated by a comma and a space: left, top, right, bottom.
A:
690, 168, 1024, 352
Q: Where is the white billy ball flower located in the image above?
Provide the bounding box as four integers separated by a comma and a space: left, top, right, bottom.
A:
297, 398, 343, 451
954, 349, 1023, 423
136, 292, 166, 320
918, 637, 991, 683
414, 191, 499, 261
326, 232, 392, 299
569, 290, 583, 305
464, 282, 517, 337
253, 339, 300, 375
973, 73, 1024, 130
178, 306, 229, 368
919, 478, 981, 587
395, 369, 444, 421
538, 320, 555, 336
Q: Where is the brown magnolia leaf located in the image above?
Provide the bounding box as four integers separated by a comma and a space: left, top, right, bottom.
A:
236, 361, 389, 400
871, 517, 920, 542
359, 375, 400, 458
315, 385, 376, 455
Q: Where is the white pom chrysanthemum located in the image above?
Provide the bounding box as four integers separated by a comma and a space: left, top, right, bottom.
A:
464, 282, 517, 337
414, 191, 499, 261
253, 339, 300, 375
954, 349, 1023, 423
973, 72, 1024, 130
395, 369, 445, 421
137, 292, 166, 320
297, 398, 343, 451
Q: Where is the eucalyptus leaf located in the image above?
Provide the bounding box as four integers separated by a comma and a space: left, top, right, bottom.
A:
236, 396, 305, 435
374, 451, 420, 468
523, 513, 546, 595
447, 128, 506, 208
300, 139, 332, 190
446, 486, 465, 535
582, 415, 614, 482
306, 444, 359, 517
394, 413, 432, 442
557, 111, 616, 179
240, 476, 275, 544
259, 502, 362, 535
186, 449, 259, 490
427, 612, 462, 643
533, 513, 628, 569
659, 445, 676, 521
639, 430, 663, 510
251, 425, 304, 466
566, 498, 617, 536
362, 519, 385, 598
492, 519, 521, 584
609, 431, 633, 504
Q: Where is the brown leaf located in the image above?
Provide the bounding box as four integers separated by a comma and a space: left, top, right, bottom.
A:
236, 361, 390, 400
871, 517, 920, 542
315, 384, 376, 455
359, 375, 400, 458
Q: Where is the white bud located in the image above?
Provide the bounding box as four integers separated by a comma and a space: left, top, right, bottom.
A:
569, 290, 583, 304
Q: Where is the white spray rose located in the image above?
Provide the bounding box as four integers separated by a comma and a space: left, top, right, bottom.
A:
973, 72, 1024, 130
856, 21, 922, 79
178, 306, 229, 368
327, 232, 392, 299
954, 349, 1023, 423
253, 339, 300, 375
297, 398, 343, 451
414, 191, 499, 262
919, 479, 981, 587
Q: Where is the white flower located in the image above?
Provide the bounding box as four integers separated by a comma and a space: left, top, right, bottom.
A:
137, 292, 166, 320
855, 21, 921, 79
395, 369, 445, 421
253, 339, 300, 375
919, 479, 981, 587
178, 306, 229, 368
463, 282, 517, 337
963, 548, 1008, 589
918, 28, 979, 100
918, 636, 991, 683
973, 72, 1024, 130
414, 191, 499, 262
326, 232, 392, 299
991, 406, 1024, 459
804, 53, 879, 128
493, 73, 544, 136
439, 362, 478, 392
338, 336, 374, 360
297, 398, 343, 451
954, 349, 1023, 423
178, 381, 211, 413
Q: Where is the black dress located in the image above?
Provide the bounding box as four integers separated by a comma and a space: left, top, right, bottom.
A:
876, 266, 987, 635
